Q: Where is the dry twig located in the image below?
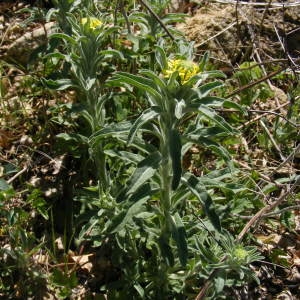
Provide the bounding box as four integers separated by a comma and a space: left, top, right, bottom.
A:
237, 175, 300, 242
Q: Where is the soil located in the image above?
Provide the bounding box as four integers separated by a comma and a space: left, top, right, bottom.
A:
178, 1, 300, 69
0, 1, 299, 299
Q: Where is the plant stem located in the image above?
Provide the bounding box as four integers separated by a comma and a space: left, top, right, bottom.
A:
157, 122, 173, 293
94, 141, 108, 193
160, 125, 172, 219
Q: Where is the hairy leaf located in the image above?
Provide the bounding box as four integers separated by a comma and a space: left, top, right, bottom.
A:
42, 78, 74, 90
112, 72, 161, 99
198, 105, 236, 134
155, 45, 168, 70
182, 173, 221, 231
117, 151, 161, 201
170, 212, 188, 266
128, 107, 161, 145
89, 121, 132, 143
109, 184, 154, 233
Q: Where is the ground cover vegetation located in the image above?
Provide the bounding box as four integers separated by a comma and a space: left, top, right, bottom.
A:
0, 0, 299, 299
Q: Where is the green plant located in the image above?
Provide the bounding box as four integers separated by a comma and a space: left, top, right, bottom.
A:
49, 268, 78, 299
43, 11, 123, 191
233, 61, 274, 105
0, 181, 47, 299
81, 48, 260, 297
14, 1, 266, 298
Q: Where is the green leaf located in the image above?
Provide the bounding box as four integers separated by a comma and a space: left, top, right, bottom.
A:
199, 51, 209, 72
57, 133, 88, 144
170, 213, 188, 266
198, 105, 235, 134
109, 197, 147, 233
118, 152, 161, 201
197, 81, 224, 97
188, 71, 225, 87
50, 32, 77, 44
43, 51, 66, 61
0, 179, 10, 191
182, 173, 221, 231
99, 49, 125, 60
191, 96, 225, 107
83, 77, 96, 91
169, 129, 182, 190
128, 107, 161, 145
42, 78, 74, 90
155, 46, 168, 70
175, 99, 186, 119
134, 283, 145, 298
90, 121, 132, 143
104, 150, 143, 164
185, 135, 231, 163
112, 72, 162, 99
167, 70, 180, 89
215, 272, 226, 293
158, 234, 174, 266
223, 100, 248, 115
162, 13, 187, 24
109, 184, 154, 233
140, 69, 166, 91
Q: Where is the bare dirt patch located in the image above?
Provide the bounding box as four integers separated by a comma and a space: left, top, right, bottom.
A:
178, 1, 300, 68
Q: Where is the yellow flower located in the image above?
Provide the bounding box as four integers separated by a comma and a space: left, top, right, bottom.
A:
81, 17, 102, 30
234, 246, 248, 261
163, 59, 200, 83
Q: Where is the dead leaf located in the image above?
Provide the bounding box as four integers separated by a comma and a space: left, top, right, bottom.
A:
55, 237, 64, 251
70, 254, 94, 272
256, 233, 281, 245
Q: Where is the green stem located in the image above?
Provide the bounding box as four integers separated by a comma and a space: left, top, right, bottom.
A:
158, 142, 172, 294
160, 126, 172, 219
85, 89, 108, 192
95, 144, 108, 192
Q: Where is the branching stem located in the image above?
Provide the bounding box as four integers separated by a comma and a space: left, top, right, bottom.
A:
138, 0, 175, 40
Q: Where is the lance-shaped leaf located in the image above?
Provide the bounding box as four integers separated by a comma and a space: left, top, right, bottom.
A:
197, 81, 224, 97
158, 232, 174, 267
223, 99, 248, 115
198, 105, 236, 134
184, 135, 231, 163
42, 78, 74, 91
170, 212, 188, 266
190, 96, 225, 108
104, 150, 144, 164
162, 13, 187, 24
89, 121, 132, 144
155, 45, 168, 70
175, 99, 186, 119
0, 179, 10, 191
57, 133, 89, 144
187, 126, 229, 138
169, 129, 182, 190
182, 173, 221, 231
117, 151, 161, 202
99, 49, 125, 60
140, 69, 167, 91
128, 107, 161, 145
187, 71, 225, 87
199, 51, 209, 72
108, 184, 154, 233
112, 72, 162, 100
50, 32, 77, 45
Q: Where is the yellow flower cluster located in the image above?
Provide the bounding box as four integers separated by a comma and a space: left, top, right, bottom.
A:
81, 17, 102, 30
163, 59, 200, 83
233, 246, 248, 261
